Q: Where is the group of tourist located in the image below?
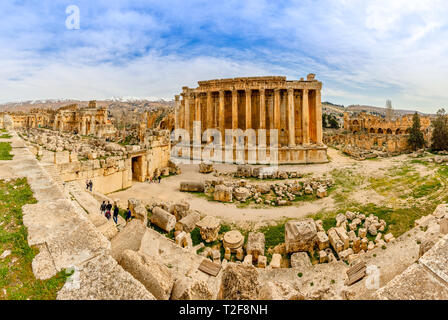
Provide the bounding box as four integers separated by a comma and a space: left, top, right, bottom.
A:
150, 175, 162, 183
100, 201, 133, 224
85, 179, 93, 191
100, 201, 119, 223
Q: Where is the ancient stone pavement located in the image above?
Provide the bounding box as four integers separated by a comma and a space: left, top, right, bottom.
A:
0, 132, 155, 299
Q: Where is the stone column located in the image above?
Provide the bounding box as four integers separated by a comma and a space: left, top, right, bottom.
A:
174, 95, 180, 129
184, 94, 190, 134
195, 93, 201, 142
219, 90, 225, 143
274, 89, 281, 131
259, 89, 266, 129
315, 89, 323, 145
195, 93, 201, 122
302, 89, 309, 145
206, 91, 212, 128
232, 90, 238, 130
287, 89, 295, 147
245, 89, 252, 130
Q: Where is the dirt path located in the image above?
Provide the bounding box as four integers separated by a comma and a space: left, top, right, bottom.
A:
109, 148, 401, 225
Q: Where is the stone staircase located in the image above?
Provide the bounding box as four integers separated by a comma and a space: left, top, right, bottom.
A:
41, 163, 68, 197
67, 181, 126, 236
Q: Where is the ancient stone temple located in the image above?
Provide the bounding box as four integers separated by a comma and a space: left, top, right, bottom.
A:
1, 101, 117, 139
174, 75, 328, 164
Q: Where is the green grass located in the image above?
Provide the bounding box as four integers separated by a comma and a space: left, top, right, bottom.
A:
311, 201, 435, 238
0, 134, 12, 139
0, 142, 13, 160
0, 178, 70, 300
330, 168, 365, 203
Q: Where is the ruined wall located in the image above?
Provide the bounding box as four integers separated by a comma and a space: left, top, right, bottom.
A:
23, 128, 174, 194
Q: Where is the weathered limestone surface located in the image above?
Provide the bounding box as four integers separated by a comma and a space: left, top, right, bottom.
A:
151, 207, 176, 232
180, 181, 205, 192
111, 220, 147, 261
220, 263, 260, 300
214, 185, 233, 202
173, 201, 190, 221
196, 216, 221, 243
171, 277, 214, 300
258, 281, 305, 300
285, 219, 317, 253
138, 228, 222, 299
418, 234, 448, 283
374, 264, 448, 300
175, 212, 200, 233
4, 134, 153, 299
290, 252, 312, 269
57, 254, 155, 300
22, 199, 110, 274
246, 232, 265, 261
119, 250, 174, 300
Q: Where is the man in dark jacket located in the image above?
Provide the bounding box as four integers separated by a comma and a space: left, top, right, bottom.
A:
113, 204, 119, 224
100, 201, 106, 215
126, 208, 132, 222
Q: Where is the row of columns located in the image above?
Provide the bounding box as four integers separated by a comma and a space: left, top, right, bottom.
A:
176, 88, 322, 146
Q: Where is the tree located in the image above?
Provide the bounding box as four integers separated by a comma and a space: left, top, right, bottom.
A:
322, 114, 327, 128
328, 115, 340, 129
430, 108, 448, 151
407, 112, 425, 151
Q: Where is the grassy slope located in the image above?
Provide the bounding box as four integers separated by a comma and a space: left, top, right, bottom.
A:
0, 178, 69, 300
0, 142, 13, 160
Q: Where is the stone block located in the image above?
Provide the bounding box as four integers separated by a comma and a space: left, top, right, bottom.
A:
119, 250, 174, 300
269, 254, 281, 269
214, 185, 233, 202
243, 254, 253, 265
285, 219, 317, 253
317, 231, 329, 250
290, 252, 312, 269
246, 232, 265, 261
151, 207, 176, 232
319, 250, 328, 263
175, 212, 200, 233
180, 181, 205, 192
257, 255, 267, 268
196, 216, 221, 243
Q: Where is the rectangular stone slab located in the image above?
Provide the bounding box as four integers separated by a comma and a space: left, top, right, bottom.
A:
345, 266, 367, 286
198, 259, 222, 277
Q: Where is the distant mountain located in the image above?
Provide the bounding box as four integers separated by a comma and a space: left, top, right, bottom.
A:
0, 98, 174, 113
345, 104, 431, 117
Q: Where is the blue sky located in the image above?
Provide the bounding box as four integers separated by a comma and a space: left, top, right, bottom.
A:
0, 0, 447, 112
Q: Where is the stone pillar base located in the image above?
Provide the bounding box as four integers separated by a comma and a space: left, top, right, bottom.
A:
179, 144, 328, 165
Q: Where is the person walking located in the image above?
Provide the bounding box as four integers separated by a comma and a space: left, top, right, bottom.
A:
126, 207, 132, 222
104, 201, 111, 220
113, 204, 119, 224
86, 179, 89, 190
158, 175, 162, 184
100, 201, 106, 215
106, 201, 112, 214
89, 180, 93, 192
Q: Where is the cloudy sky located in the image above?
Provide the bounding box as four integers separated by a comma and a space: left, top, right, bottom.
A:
0, 0, 447, 112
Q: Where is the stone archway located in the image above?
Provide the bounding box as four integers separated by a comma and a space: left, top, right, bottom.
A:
377, 128, 384, 134
386, 128, 393, 134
